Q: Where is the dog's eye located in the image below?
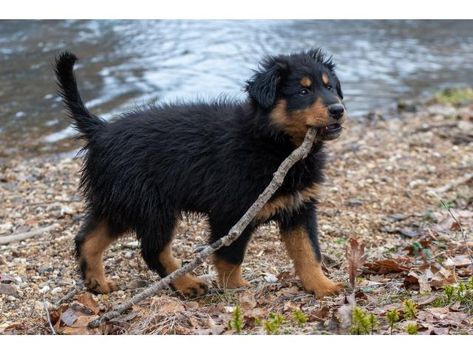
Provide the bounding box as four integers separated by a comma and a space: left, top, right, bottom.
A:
299, 88, 309, 96
326, 84, 333, 90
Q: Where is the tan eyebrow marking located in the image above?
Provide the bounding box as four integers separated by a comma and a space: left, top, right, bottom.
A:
322, 73, 329, 86
300, 76, 312, 87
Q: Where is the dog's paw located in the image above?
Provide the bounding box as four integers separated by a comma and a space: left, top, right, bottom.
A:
85, 277, 118, 294
172, 275, 208, 298
308, 280, 344, 298
303, 276, 344, 298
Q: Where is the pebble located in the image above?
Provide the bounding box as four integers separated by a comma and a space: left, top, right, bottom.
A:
0, 283, 18, 296
40, 285, 50, 294
51, 287, 63, 295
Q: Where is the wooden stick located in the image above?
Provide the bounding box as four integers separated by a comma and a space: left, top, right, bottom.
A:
0, 224, 59, 245
43, 301, 57, 335
89, 128, 318, 328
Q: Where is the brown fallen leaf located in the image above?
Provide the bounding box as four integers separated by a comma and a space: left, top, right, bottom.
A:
310, 305, 330, 322
346, 238, 366, 288
444, 255, 472, 268
404, 238, 432, 256
76, 293, 100, 315
239, 290, 256, 311
0, 322, 23, 335
151, 296, 185, 315
363, 258, 411, 274
405, 263, 457, 291
433, 209, 473, 233
61, 315, 100, 335
414, 294, 438, 306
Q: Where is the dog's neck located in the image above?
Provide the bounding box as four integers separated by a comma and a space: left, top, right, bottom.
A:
242, 101, 325, 154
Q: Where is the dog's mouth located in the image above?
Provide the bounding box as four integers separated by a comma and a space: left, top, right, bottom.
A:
317, 123, 343, 141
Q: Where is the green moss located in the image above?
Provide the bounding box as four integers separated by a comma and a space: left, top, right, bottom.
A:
433, 88, 473, 106
406, 322, 418, 335
264, 312, 285, 334
351, 307, 378, 335
292, 309, 308, 326
228, 305, 244, 334
386, 309, 400, 334
403, 299, 418, 320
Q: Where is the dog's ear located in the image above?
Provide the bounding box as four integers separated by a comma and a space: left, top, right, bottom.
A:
246, 58, 288, 109
334, 75, 344, 100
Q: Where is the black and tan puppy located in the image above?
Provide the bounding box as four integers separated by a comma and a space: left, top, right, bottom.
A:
55, 49, 346, 298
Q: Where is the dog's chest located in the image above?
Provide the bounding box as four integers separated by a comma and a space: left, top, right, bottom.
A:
255, 182, 321, 222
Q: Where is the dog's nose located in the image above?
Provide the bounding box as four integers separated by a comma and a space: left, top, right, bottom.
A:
328, 104, 345, 120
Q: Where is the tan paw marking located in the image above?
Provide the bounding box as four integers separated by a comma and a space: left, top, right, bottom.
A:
85, 277, 118, 294
172, 275, 208, 298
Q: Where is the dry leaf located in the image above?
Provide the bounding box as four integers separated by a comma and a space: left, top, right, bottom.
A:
405, 263, 457, 291
152, 296, 185, 315
363, 258, 411, 274
239, 290, 256, 311
346, 238, 366, 288
444, 255, 472, 268
61, 315, 100, 335
76, 293, 100, 315
310, 306, 330, 321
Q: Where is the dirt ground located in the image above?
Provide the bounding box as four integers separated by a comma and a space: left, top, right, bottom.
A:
1, 94, 472, 335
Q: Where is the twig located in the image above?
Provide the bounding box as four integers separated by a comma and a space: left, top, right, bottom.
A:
43, 301, 57, 335
88, 128, 318, 328
53, 285, 81, 308
0, 224, 59, 245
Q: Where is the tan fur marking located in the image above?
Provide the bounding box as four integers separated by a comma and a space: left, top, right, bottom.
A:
322, 73, 329, 86
256, 183, 321, 222
213, 256, 250, 289
159, 243, 207, 296
81, 223, 117, 293
281, 227, 343, 298
300, 76, 312, 87
270, 99, 330, 145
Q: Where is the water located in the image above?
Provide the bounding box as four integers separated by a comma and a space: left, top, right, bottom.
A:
1, 20, 473, 157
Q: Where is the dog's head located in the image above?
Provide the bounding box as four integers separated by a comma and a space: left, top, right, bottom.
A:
246, 49, 346, 144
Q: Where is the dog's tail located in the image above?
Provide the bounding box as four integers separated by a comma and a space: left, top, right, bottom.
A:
55, 51, 105, 140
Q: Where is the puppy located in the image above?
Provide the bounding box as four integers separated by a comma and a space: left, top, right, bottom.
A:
55, 49, 346, 298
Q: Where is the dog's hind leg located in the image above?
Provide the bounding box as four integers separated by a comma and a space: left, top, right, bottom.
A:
75, 214, 120, 294
138, 214, 208, 297
210, 219, 254, 289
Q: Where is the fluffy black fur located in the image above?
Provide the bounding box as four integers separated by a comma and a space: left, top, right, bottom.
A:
55, 49, 345, 292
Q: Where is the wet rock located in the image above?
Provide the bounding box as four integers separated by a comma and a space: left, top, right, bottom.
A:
0, 283, 18, 296
397, 99, 418, 113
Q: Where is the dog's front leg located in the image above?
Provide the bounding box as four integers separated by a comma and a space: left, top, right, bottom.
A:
279, 204, 343, 298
